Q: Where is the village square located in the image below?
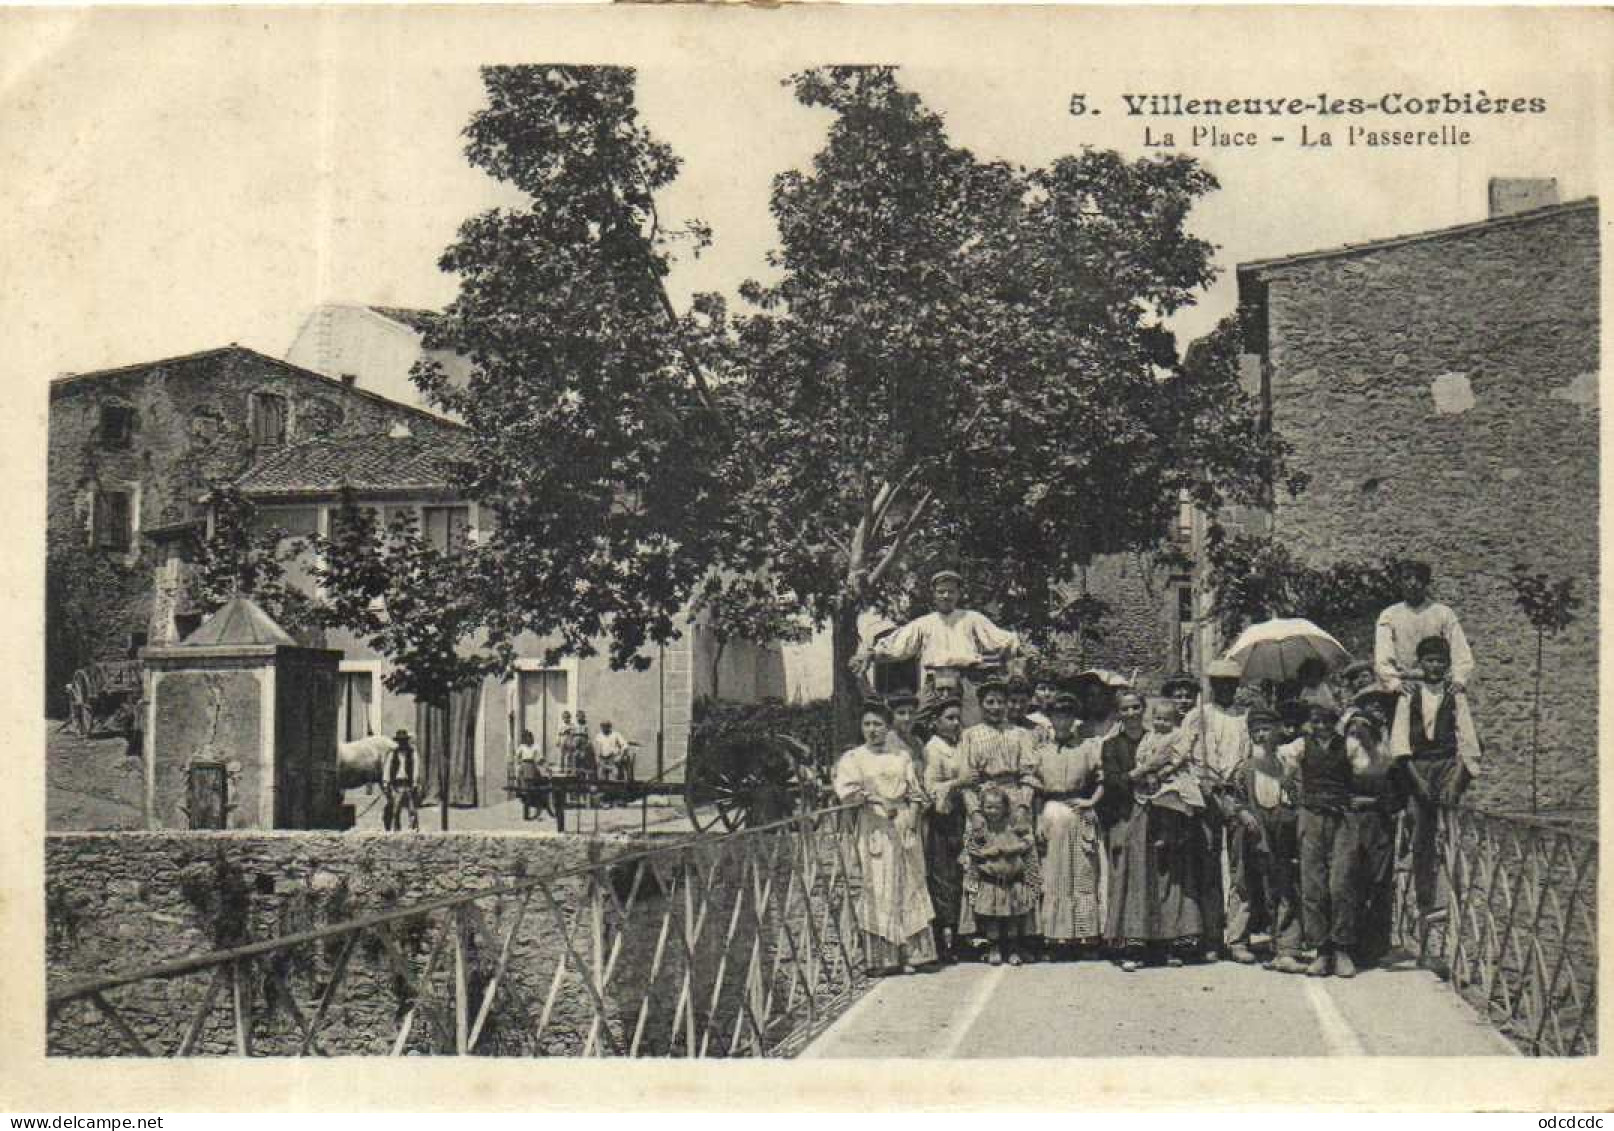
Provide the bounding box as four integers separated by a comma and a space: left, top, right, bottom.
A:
29, 44, 1598, 1068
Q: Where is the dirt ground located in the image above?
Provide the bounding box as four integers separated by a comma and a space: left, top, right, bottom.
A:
46, 724, 145, 831
46, 722, 695, 836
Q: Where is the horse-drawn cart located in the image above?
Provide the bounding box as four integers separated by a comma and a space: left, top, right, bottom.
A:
505, 732, 832, 834
64, 659, 142, 738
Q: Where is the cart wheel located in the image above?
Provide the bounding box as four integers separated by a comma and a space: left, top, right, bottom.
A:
684, 737, 806, 834
71, 672, 95, 737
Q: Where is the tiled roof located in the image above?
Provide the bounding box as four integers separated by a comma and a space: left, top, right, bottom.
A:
368, 306, 444, 335
235, 432, 470, 497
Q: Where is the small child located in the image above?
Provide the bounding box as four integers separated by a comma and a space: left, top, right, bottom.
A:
1295, 703, 1358, 978
960, 786, 1040, 966
515, 729, 548, 821
1131, 701, 1205, 819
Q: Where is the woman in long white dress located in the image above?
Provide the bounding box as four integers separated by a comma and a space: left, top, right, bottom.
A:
834, 700, 938, 975
1034, 690, 1106, 957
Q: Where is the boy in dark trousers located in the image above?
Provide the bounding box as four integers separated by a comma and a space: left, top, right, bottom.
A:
1390, 635, 1481, 923
1225, 708, 1305, 973
1295, 703, 1359, 977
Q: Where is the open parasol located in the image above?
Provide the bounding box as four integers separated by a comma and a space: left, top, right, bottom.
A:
1222, 617, 1351, 684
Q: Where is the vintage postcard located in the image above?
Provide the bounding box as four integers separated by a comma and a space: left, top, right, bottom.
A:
1, 3, 1610, 1112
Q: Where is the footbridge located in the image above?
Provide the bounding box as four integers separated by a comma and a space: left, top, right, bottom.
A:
45, 805, 1594, 1059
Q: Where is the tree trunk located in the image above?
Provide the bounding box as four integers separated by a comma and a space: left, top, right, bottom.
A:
711, 639, 725, 703
831, 599, 864, 751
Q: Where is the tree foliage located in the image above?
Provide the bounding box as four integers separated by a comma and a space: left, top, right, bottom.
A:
311, 495, 497, 705
314, 65, 1293, 744
1203, 528, 1419, 640
1508, 566, 1581, 636
707, 70, 1289, 643
412, 65, 727, 672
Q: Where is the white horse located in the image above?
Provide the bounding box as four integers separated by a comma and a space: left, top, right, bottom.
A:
338, 734, 398, 790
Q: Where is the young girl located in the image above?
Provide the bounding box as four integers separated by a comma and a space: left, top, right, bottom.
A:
961, 786, 1040, 966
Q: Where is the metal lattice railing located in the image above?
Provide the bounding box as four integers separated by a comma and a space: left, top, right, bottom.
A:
46, 806, 867, 1057
1393, 805, 1597, 1056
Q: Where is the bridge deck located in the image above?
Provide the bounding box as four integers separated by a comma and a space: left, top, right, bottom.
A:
803, 954, 1518, 1058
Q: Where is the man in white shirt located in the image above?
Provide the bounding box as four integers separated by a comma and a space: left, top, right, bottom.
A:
593, 719, 634, 784
1178, 659, 1253, 778
852, 570, 1021, 724
1375, 562, 1474, 693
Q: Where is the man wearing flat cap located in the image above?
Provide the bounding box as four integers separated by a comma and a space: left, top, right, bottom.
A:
1389, 634, 1482, 924
853, 569, 1020, 726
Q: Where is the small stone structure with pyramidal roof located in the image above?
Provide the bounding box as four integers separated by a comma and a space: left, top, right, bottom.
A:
141, 596, 344, 831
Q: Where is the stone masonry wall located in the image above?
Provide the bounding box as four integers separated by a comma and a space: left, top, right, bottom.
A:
48, 347, 462, 542
1256, 203, 1599, 812
46, 349, 464, 698
1055, 553, 1183, 690
45, 831, 643, 1056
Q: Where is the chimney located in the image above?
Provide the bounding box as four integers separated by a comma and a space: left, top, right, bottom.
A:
340, 373, 357, 387
1489, 177, 1559, 218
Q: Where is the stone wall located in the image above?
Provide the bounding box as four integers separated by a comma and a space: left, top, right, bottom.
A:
45, 831, 645, 1056
1250, 201, 1599, 812
1053, 553, 1185, 690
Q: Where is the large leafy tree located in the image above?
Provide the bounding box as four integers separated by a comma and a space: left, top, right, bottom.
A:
413, 65, 729, 672
327, 64, 1287, 751
707, 68, 1287, 737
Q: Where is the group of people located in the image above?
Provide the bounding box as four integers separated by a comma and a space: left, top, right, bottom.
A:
834, 563, 1480, 978
513, 711, 638, 820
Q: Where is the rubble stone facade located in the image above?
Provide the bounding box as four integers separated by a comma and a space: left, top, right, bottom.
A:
45, 347, 462, 707
1239, 199, 1600, 813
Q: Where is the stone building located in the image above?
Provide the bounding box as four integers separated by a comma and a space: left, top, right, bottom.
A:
284, 303, 474, 418
1236, 189, 1599, 813
46, 346, 462, 709
49, 342, 786, 807
225, 431, 785, 803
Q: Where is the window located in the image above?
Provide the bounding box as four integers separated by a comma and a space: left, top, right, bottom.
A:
872, 659, 921, 696
249, 392, 288, 448
99, 403, 135, 450
338, 671, 375, 743
250, 506, 320, 539
1174, 579, 1196, 674
189, 407, 221, 440
94, 489, 133, 552
1175, 493, 1195, 543
423, 505, 471, 557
